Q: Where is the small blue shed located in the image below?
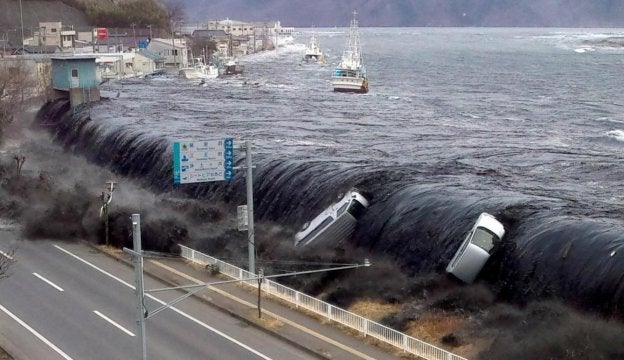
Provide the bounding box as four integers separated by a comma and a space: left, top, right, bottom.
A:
51, 56, 100, 107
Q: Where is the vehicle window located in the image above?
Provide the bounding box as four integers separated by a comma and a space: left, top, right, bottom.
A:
470, 227, 498, 252
347, 200, 366, 218
336, 202, 349, 216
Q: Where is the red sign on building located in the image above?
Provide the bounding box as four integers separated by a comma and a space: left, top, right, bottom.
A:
96, 28, 108, 41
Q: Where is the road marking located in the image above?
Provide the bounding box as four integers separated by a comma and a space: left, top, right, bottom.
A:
0, 303, 74, 360
0, 250, 13, 260
54, 244, 273, 360
149, 260, 376, 360
93, 310, 135, 337
33, 273, 64, 292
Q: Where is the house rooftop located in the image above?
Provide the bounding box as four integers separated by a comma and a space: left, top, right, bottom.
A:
138, 49, 165, 61
50, 55, 97, 60
192, 29, 228, 38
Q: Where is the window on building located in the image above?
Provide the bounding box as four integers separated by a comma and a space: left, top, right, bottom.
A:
51, 28, 57, 33
71, 69, 78, 77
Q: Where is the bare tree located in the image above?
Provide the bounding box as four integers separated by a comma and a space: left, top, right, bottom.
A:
0, 58, 36, 144
166, 2, 186, 31
13, 155, 25, 176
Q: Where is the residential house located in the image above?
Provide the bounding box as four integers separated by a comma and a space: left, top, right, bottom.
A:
191, 29, 229, 57
133, 49, 165, 75
146, 38, 188, 67
34, 22, 77, 49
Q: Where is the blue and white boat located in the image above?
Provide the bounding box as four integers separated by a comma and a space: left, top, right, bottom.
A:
331, 11, 368, 93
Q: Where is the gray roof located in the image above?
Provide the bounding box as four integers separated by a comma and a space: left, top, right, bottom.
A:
192, 29, 228, 39
21, 45, 62, 54
138, 49, 165, 61
50, 55, 97, 61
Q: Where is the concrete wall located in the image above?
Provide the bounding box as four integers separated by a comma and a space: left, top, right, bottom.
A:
69, 87, 100, 107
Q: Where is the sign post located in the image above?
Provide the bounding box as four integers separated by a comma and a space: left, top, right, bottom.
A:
172, 138, 255, 274
173, 138, 234, 184
244, 140, 255, 275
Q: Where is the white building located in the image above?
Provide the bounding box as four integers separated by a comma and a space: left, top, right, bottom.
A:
206, 19, 255, 37
32, 22, 76, 49
146, 38, 189, 67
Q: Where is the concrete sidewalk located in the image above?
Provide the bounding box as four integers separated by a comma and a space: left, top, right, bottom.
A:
106, 247, 410, 360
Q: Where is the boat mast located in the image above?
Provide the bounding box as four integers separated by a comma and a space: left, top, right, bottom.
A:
341, 10, 361, 69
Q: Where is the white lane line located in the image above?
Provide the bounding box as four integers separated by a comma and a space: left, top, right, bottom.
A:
93, 310, 135, 337
33, 273, 64, 292
149, 260, 377, 360
0, 250, 13, 260
54, 244, 272, 360
0, 303, 74, 360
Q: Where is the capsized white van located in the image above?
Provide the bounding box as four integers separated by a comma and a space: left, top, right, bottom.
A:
294, 189, 369, 248
446, 212, 505, 284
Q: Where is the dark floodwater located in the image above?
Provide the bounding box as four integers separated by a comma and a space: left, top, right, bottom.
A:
39, 28, 624, 317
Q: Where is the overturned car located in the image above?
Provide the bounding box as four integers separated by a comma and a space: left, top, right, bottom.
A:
446, 212, 506, 284
294, 189, 369, 248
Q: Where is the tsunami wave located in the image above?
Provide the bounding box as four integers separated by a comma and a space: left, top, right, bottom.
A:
36, 99, 624, 318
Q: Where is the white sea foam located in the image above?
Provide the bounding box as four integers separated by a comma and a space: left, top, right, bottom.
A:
607, 130, 624, 142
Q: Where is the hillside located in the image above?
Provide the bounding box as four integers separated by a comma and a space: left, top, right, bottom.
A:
0, 0, 90, 30
0, 0, 90, 44
173, 0, 624, 27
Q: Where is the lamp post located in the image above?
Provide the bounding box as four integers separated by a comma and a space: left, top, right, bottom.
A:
147, 24, 152, 40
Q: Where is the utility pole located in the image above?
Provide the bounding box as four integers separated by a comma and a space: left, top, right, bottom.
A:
18, 0, 24, 53
124, 214, 147, 360
100, 181, 116, 246
131, 23, 136, 49
257, 268, 263, 318
171, 22, 176, 68
244, 140, 255, 274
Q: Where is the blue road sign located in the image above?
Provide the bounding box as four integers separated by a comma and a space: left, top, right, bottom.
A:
173, 138, 234, 184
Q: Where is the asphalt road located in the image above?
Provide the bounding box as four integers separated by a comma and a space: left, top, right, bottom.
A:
0, 235, 318, 360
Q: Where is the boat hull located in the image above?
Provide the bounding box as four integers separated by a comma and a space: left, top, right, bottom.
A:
179, 67, 218, 80
332, 76, 368, 93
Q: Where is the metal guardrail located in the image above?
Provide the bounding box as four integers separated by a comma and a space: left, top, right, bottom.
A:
179, 244, 467, 360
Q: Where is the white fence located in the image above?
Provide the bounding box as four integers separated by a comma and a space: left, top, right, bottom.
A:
179, 245, 467, 360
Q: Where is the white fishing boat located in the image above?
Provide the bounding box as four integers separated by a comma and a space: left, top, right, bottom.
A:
303, 33, 325, 63
179, 57, 218, 80
331, 10, 368, 93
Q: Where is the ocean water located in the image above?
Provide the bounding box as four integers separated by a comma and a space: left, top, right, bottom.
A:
40, 28, 624, 317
